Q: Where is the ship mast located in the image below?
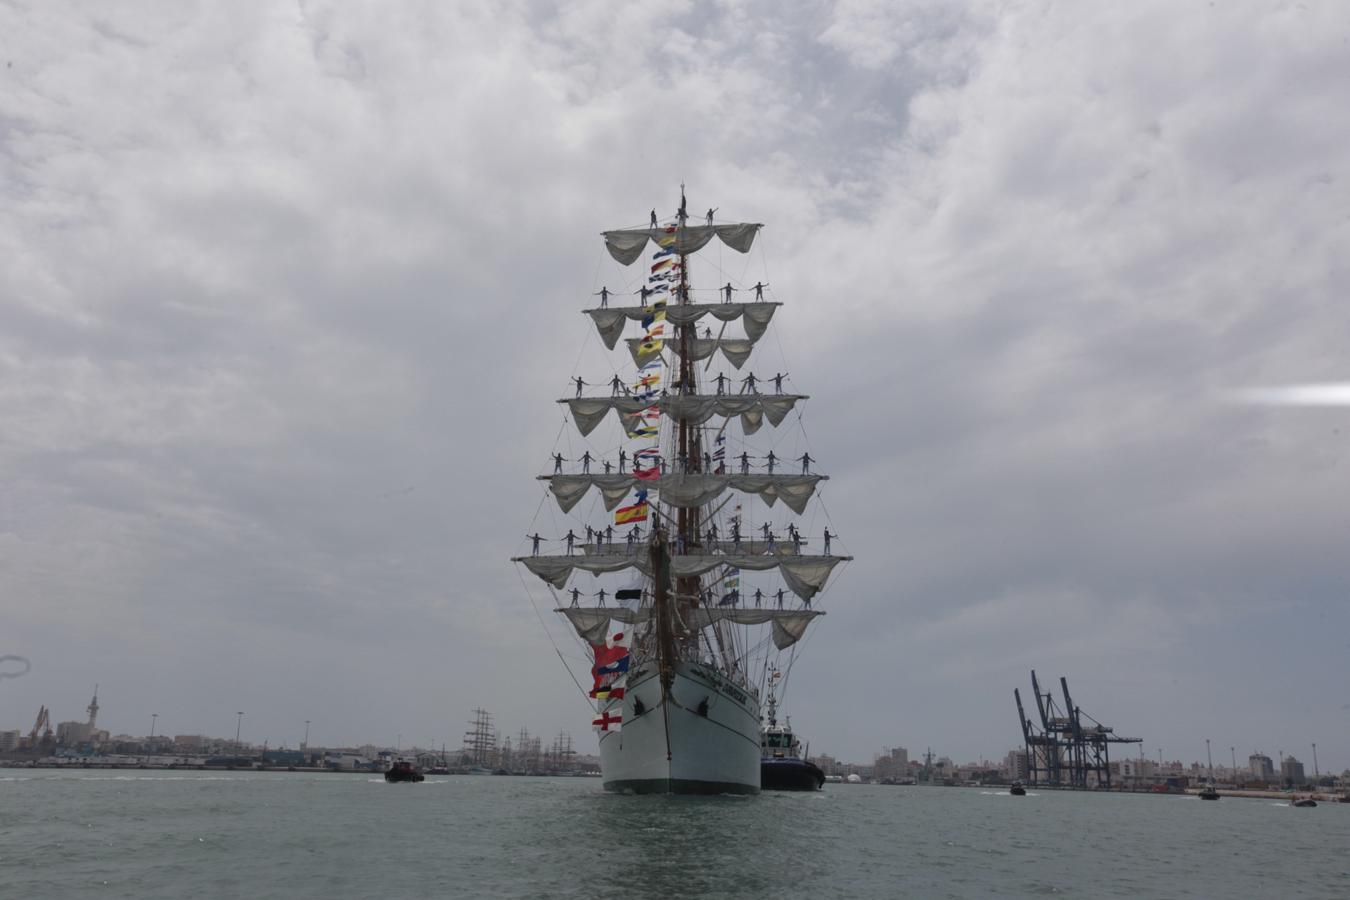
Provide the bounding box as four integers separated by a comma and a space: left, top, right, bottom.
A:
675, 185, 701, 656
653, 185, 709, 703
517, 201, 846, 712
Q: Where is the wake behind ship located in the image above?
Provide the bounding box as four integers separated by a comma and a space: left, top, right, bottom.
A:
513, 192, 850, 794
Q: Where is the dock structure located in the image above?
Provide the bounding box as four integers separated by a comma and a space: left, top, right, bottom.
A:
1014, 670, 1141, 789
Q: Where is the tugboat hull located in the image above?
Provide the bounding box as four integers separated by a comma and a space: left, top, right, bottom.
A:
761, 757, 824, 791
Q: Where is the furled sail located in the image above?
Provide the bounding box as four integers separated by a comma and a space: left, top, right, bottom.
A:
514, 552, 851, 602
602, 223, 763, 266
574, 539, 792, 557
585, 302, 781, 349
625, 336, 756, 369
559, 394, 805, 438
541, 473, 825, 514
557, 606, 822, 649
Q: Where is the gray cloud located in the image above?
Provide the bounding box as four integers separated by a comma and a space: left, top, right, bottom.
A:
2, 0, 1347, 770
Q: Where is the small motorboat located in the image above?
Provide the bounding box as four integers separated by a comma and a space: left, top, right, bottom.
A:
384, 760, 425, 783
1290, 796, 1317, 808
1198, 783, 1220, 800
1009, 782, 1027, 796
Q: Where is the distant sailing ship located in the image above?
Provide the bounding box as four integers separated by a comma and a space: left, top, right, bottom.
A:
514, 192, 850, 794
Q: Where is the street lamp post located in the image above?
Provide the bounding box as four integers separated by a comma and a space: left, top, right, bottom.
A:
303, 720, 310, 750
1312, 742, 1318, 780
235, 711, 244, 749
1205, 739, 1213, 782
150, 713, 158, 739
1231, 747, 1237, 782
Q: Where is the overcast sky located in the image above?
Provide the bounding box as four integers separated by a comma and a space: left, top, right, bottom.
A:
3, 0, 1348, 772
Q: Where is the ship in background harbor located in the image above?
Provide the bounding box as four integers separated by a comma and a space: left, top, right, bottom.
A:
514, 191, 850, 794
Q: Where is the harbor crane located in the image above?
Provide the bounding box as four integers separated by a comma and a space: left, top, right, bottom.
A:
26, 705, 52, 747
1014, 670, 1141, 788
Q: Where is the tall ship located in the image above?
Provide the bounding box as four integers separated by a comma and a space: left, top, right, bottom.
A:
514, 192, 850, 794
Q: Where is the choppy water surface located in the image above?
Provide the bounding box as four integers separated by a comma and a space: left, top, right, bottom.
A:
2, 772, 1347, 898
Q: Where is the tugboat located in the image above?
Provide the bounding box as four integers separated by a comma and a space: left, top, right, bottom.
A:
384, 760, 425, 783
1290, 795, 1317, 808
760, 671, 824, 791
1009, 781, 1027, 796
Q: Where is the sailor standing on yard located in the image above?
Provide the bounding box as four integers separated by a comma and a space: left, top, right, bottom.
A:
573, 376, 587, 398
722, 282, 737, 303
528, 533, 542, 556
593, 286, 612, 308
751, 281, 769, 300
799, 452, 813, 474
580, 451, 593, 474
822, 528, 833, 555
553, 453, 566, 473
772, 372, 788, 394
706, 207, 717, 225
564, 529, 577, 555
650, 209, 658, 229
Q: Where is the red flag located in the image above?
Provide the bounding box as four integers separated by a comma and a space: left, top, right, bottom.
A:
594, 644, 629, 671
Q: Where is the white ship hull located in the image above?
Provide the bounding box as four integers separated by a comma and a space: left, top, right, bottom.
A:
599, 659, 761, 794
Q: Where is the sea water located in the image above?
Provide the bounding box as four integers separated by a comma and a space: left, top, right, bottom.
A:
1, 771, 1346, 899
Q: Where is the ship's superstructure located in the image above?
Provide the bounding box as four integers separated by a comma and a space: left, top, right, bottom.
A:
514, 193, 849, 794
